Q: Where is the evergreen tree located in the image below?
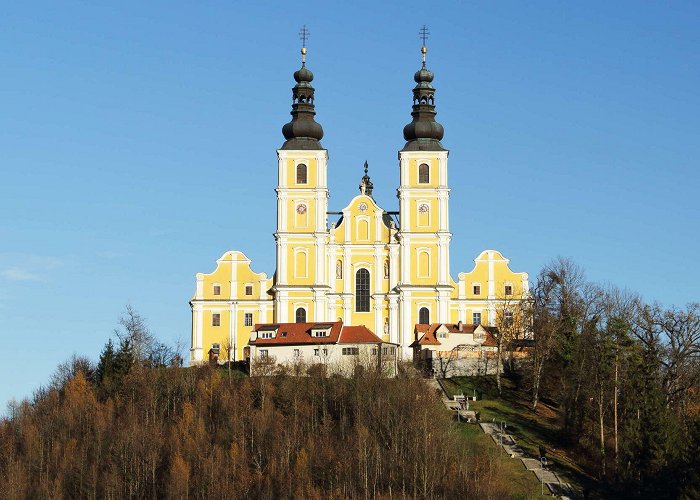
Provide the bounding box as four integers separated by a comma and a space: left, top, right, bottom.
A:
95, 338, 116, 385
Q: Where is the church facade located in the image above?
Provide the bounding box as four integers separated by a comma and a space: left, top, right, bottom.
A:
190, 43, 529, 364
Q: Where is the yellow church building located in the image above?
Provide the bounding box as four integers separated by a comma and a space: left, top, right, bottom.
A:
189, 41, 529, 364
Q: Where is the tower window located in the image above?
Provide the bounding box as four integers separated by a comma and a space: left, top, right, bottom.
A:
473, 312, 481, 325
419, 307, 430, 325
244, 313, 253, 326
212, 313, 221, 327
418, 163, 430, 184
504, 285, 513, 296
296, 163, 308, 184
295, 307, 307, 323
213, 284, 221, 296
245, 285, 253, 296
505, 311, 514, 326
355, 268, 370, 312
473, 285, 480, 295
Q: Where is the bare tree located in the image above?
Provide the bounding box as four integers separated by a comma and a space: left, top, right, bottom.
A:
114, 305, 156, 362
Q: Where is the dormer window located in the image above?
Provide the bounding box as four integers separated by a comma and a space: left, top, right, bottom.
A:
312, 328, 330, 338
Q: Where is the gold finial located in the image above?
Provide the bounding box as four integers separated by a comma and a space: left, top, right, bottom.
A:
419, 25, 429, 66
299, 25, 309, 65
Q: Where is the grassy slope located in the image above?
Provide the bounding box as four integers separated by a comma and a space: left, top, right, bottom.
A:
455, 423, 543, 499
441, 375, 614, 498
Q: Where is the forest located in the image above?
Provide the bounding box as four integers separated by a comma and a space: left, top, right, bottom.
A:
0, 310, 526, 499
507, 257, 700, 498
1, 258, 699, 499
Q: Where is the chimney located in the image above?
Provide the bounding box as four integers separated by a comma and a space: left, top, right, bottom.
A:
458, 320, 463, 332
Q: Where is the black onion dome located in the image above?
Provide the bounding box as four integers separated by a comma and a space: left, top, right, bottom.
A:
414, 67, 434, 83
294, 65, 314, 83
402, 60, 445, 152
281, 58, 324, 150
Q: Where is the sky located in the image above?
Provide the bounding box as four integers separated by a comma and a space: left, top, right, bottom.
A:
1, 1, 699, 410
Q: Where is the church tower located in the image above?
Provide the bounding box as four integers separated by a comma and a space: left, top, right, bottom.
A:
396, 33, 452, 354
273, 36, 330, 323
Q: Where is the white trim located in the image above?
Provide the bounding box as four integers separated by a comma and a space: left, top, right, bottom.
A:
416, 247, 431, 278
293, 248, 309, 278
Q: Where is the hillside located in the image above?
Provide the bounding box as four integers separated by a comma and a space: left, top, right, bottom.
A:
1, 361, 541, 499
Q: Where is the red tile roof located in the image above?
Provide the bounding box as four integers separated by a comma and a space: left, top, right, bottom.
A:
338, 325, 383, 344
250, 322, 342, 345
410, 323, 499, 348
249, 322, 386, 346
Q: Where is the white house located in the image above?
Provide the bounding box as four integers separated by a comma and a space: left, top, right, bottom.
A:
248, 321, 398, 376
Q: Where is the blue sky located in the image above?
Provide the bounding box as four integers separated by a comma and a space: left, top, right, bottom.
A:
1, 1, 699, 409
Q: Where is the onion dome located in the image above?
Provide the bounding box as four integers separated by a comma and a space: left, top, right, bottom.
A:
402, 44, 445, 151
281, 46, 324, 150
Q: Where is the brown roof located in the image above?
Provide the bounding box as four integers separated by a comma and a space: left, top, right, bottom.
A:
249, 322, 384, 346
250, 322, 342, 345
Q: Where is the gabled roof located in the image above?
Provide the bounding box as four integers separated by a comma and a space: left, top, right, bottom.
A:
339, 325, 383, 344
249, 322, 384, 346
411, 323, 499, 348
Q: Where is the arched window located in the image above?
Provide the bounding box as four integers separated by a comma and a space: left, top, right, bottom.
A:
418, 163, 430, 184
295, 307, 307, 323
355, 268, 370, 312
296, 163, 307, 184
419, 307, 430, 324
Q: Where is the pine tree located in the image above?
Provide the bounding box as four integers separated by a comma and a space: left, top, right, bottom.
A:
95, 339, 116, 385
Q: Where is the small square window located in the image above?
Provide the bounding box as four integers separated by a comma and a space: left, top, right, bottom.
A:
473, 285, 480, 295
245, 285, 253, 296
244, 313, 253, 327
212, 313, 221, 327
505, 285, 513, 296
259, 349, 268, 359
213, 284, 221, 296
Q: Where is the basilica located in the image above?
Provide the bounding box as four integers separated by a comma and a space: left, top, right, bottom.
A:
189, 40, 529, 364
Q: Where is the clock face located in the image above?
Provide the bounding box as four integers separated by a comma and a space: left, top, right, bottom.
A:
296, 204, 307, 214
358, 202, 368, 212
418, 203, 429, 213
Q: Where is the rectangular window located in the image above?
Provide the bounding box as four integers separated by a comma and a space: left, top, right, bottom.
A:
342, 347, 359, 355
314, 348, 319, 356
212, 313, 221, 327
245, 285, 253, 296
473, 312, 481, 325
505, 311, 514, 325
213, 284, 221, 296
473, 285, 480, 295
244, 313, 253, 326
371, 348, 377, 355
293, 349, 300, 358
323, 348, 328, 356
259, 349, 268, 359
504, 285, 513, 296
260, 332, 274, 339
